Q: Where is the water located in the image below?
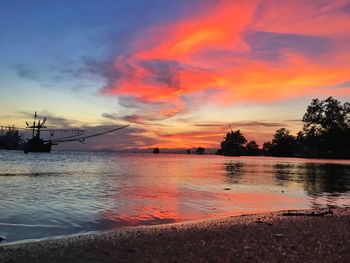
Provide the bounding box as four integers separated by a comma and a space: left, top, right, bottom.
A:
1, 150, 350, 244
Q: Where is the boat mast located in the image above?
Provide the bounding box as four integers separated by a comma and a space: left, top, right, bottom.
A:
32, 112, 36, 139
28, 112, 46, 140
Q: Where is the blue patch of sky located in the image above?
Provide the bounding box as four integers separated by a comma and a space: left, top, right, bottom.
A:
0, 0, 211, 90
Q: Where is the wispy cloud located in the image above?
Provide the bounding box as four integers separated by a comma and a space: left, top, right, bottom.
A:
193, 121, 285, 128
18, 111, 77, 128
10, 64, 38, 81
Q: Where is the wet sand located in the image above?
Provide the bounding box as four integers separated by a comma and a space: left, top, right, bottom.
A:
1, 208, 349, 263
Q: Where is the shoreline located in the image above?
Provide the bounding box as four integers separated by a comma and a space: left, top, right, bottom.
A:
0, 208, 337, 247
1, 208, 349, 262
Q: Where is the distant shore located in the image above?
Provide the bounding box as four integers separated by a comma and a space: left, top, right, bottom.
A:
1, 208, 349, 262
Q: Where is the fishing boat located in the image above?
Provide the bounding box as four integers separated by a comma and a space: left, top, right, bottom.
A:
23, 112, 128, 154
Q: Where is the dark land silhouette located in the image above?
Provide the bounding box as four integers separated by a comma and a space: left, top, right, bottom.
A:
217, 97, 350, 159
218, 129, 247, 156
153, 147, 160, 154
0, 126, 23, 150
195, 146, 205, 154
1, 113, 129, 153
1, 97, 349, 158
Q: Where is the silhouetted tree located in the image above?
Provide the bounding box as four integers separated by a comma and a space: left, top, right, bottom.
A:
215, 148, 222, 155
196, 147, 205, 155
264, 128, 296, 157
220, 130, 247, 156
186, 149, 191, 154
299, 97, 350, 158
244, 140, 261, 156
0, 126, 23, 150
218, 97, 350, 159
302, 97, 350, 135
262, 141, 273, 156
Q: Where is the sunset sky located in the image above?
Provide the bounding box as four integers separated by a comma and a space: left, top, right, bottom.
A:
1, 0, 350, 151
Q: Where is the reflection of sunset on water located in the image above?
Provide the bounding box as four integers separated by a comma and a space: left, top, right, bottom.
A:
0, 152, 349, 242
97, 155, 349, 229
103, 184, 307, 228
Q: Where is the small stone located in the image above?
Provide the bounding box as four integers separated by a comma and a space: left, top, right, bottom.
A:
274, 233, 283, 238
224, 188, 231, 190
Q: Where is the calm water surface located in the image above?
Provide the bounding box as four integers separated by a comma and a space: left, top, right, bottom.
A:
1, 150, 350, 244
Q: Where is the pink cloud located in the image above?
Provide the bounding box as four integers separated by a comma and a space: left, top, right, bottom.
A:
97, 0, 350, 148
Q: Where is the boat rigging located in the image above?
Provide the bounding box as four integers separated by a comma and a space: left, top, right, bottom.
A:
21, 112, 129, 153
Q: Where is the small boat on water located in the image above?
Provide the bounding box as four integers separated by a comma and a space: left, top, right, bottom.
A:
23, 112, 129, 154
153, 147, 160, 154
23, 138, 52, 154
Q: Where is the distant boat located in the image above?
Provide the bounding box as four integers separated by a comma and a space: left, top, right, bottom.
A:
153, 147, 160, 154
23, 112, 129, 154
23, 138, 52, 154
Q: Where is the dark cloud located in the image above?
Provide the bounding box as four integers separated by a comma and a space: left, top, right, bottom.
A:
96, 57, 184, 96
192, 120, 286, 128
231, 121, 286, 127
10, 64, 38, 81
243, 31, 331, 61
54, 125, 158, 151
180, 88, 220, 110
117, 96, 173, 110
18, 111, 75, 128
139, 59, 181, 89
332, 81, 350, 90
343, 3, 350, 14
101, 112, 120, 121
112, 96, 184, 124
77, 57, 117, 82
121, 113, 176, 125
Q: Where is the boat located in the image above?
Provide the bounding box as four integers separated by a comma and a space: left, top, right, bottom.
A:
153, 147, 160, 154
23, 112, 129, 154
23, 113, 53, 153
23, 138, 52, 153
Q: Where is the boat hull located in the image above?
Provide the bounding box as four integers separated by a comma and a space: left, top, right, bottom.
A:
23, 140, 52, 154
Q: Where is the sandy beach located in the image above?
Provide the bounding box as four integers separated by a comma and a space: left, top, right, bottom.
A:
1, 208, 349, 263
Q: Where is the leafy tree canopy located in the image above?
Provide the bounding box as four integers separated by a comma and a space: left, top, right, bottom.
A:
244, 140, 260, 156
196, 147, 205, 155
220, 130, 247, 156
302, 97, 350, 135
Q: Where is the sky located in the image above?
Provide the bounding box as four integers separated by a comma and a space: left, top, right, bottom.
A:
0, 0, 350, 151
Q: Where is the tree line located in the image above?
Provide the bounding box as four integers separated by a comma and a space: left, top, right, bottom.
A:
0, 126, 23, 150
217, 97, 350, 159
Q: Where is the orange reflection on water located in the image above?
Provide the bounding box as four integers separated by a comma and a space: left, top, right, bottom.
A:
99, 155, 350, 230
102, 185, 307, 228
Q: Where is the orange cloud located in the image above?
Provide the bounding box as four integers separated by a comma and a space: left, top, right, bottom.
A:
135, 0, 258, 61
253, 0, 350, 37
100, 0, 350, 148
103, 0, 349, 103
